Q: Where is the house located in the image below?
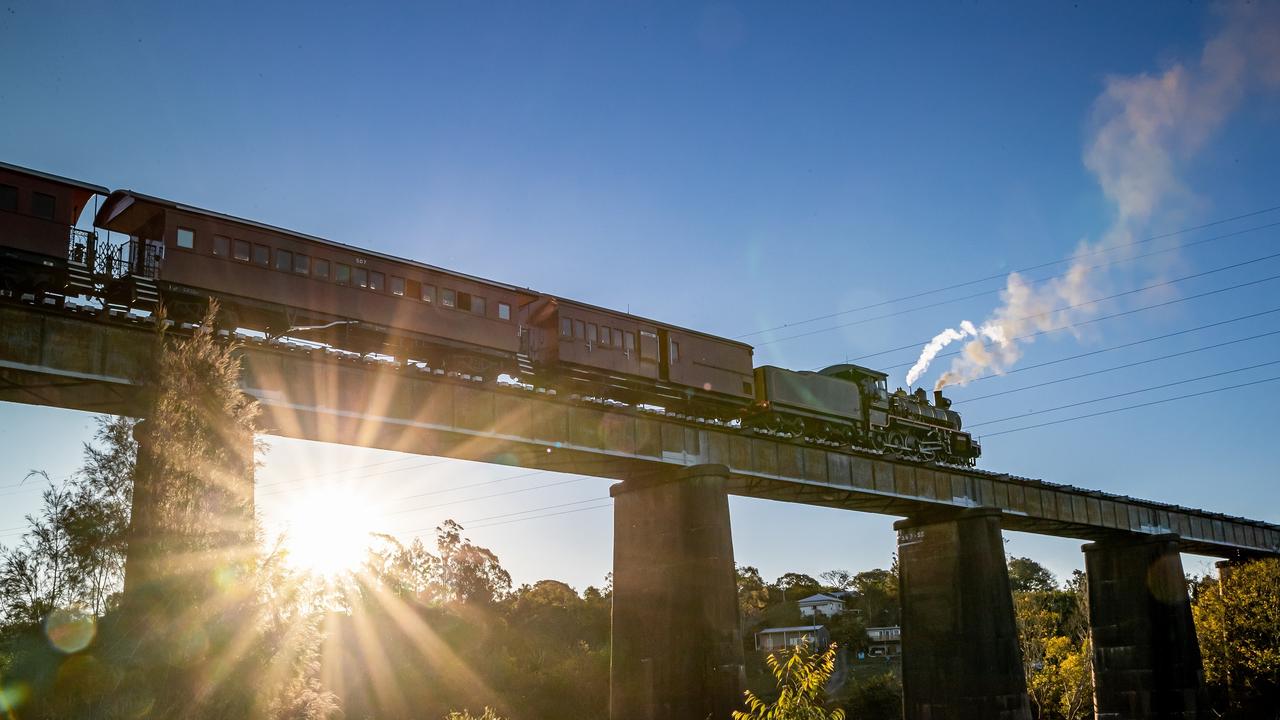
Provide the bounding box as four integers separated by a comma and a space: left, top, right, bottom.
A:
865, 625, 902, 657
797, 593, 847, 619
754, 625, 831, 652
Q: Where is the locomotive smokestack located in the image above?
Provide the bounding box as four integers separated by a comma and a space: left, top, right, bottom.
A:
934, 390, 950, 409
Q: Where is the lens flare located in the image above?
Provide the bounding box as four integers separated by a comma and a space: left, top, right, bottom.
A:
45, 608, 96, 654
282, 485, 378, 577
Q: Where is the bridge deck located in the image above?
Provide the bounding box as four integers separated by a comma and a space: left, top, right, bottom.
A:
1, 304, 1276, 558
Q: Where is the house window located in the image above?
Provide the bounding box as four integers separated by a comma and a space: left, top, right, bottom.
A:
213, 235, 230, 257
275, 249, 293, 271
176, 227, 195, 249
233, 239, 251, 261
472, 296, 485, 316
390, 276, 405, 296
670, 340, 680, 363
314, 258, 330, 279
294, 253, 310, 275
573, 320, 585, 339
335, 263, 351, 285
353, 267, 368, 288
0, 184, 16, 212
560, 317, 572, 337
369, 271, 384, 291
497, 302, 511, 321
253, 244, 270, 266
587, 324, 597, 344
441, 288, 456, 308
421, 284, 436, 304
31, 192, 54, 220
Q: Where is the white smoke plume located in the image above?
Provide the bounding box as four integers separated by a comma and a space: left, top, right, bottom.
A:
919, 4, 1280, 392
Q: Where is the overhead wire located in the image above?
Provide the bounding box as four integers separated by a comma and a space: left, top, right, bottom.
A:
737, 205, 1280, 340
968, 359, 1280, 429
867, 270, 1280, 373
981, 374, 1280, 438
756, 220, 1280, 349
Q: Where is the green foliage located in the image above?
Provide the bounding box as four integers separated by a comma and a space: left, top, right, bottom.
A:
1192, 559, 1280, 717
839, 672, 901, 719
735, 642, 845, 720
445, 709, 506, 720
1013, 565, 1092, 720
739, 565, 771, 625
1008, 556, 1057, 593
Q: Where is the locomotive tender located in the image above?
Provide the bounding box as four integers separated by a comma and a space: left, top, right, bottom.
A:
0, 160, 980, 466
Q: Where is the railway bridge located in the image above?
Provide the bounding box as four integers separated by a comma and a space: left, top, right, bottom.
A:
2, 302, 1277, 720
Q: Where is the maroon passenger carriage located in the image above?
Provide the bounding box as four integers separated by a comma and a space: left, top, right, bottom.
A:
92, 188, 756, 414
0, 161, 109, 301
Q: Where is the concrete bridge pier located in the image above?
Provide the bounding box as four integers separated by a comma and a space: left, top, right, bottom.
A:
609, 463, 745, 720
1083, 534, 1208, 720
895, 508, 1032, 720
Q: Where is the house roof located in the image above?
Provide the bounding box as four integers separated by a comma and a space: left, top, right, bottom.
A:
797, 593, 845, 605
755, 625, 825, 634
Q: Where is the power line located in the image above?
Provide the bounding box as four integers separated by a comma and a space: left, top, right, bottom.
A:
957, 326, 1280, 405
466, 503, 613, 530
738, 206, 1280, 340
969, 359, 1280, 429
981, 374, 1280, 438
760, 224, 1280, 350
868, 270, 1280, 374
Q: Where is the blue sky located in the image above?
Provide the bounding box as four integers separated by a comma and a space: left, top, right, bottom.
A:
3, 1, 1279, 589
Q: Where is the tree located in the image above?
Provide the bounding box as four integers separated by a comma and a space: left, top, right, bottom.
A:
776, 572, 823, 600
1013, 562, 1092, 720
433, 520, 512, 605
819, 570, 855, 591
1008, 557, 1057, 593
738, 565, 770, 625
0, 476, 83, 627
735, 642, 846, 720
1192, 559, 1280, 717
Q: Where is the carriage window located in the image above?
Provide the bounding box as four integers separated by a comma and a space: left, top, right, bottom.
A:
624, 331, 636, 353
353, 267, 369, 288
472, 296, 485, 316
457, 291, 473, 311
573, 320, 585, 339
0, 184, 16, 212
598, 326, 610, 346
497, 302, 510, 321
233, 239, 251, 261
441, 288, 456, 308
275, 249, 292, 271
670, 340, 680, 363
390, 276, 405, 296
253, 244, 270, 266
560, 317, 572, 337
176, 227, 195, 249
313, 258, 330, 279
31, 192, 54, 220
369, 271, 385, 291
335, 263, 351, 284
614, 328, 625, 347
294, 253, 310, 275
587, 324, 597, 344
421, 284, 436, 303
213, 235, 230, 257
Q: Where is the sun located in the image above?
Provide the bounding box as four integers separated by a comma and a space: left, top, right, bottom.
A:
282, 486, 379, 578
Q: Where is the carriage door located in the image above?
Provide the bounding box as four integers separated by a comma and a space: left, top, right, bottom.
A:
639, 328, 661, 380
656, 329, 671, 382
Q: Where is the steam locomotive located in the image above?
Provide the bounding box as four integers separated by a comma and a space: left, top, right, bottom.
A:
0, 160, 980, 467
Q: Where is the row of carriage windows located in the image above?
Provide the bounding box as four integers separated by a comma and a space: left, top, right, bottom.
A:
187, 227, 510, 321
556, 317, 675, 361
0, 183, 56, 221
